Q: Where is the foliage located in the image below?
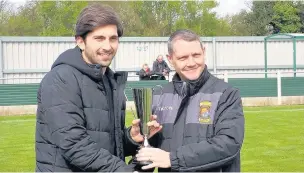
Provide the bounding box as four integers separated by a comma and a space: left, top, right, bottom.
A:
0, 0, 233, 36
227, 0, 304, 36
1, 0, 304, 36
272, 1, 301, 33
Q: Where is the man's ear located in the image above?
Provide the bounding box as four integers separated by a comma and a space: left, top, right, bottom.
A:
166, 54, 173, 65
202, 46, 206, 60
76, 36, 85, 51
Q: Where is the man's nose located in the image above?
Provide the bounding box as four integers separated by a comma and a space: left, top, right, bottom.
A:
101, 39, 111, 51
187, 56, 196, 66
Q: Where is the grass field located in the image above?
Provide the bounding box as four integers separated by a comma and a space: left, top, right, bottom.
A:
0, 105, 304, 172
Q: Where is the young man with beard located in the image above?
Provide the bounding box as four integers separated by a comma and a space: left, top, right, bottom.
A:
35, 4, 161, 172
136, 29, 245, 172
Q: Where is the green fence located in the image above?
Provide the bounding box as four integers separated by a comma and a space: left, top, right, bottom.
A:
0, 84, 39, 106
0, 78, 303, 106
229, 78, 278, 97
0, 81, 169, 106
281, 77, 304, 96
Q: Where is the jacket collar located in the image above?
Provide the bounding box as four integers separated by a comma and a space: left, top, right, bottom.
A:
172, 65, 210, 97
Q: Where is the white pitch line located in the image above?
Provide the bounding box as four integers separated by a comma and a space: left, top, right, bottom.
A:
0, 119, 35, 123
0, 108, 304, 123
244, 108, 304, 113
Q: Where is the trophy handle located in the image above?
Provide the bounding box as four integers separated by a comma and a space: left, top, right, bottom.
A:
124, 87, 137, 119
151, 85, 164, 116
153, 85, 163, 96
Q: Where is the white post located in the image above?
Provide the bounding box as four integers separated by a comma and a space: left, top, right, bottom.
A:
0, 39, 3, 84
277, 70, 282, 105
224, 71, 228, 83
212, 37, 217, 74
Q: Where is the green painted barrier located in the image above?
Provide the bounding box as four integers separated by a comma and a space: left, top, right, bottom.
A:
0, 78, 303, 106
0, 84, 40, 106
0, 81, 169, 106
228, 78, 277, 97
281, 77, 304, 96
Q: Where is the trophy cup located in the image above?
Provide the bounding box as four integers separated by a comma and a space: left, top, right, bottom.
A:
124, 85, 163, 166
132, 87, 153, 166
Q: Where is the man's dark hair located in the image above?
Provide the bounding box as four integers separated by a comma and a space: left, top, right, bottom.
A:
75, 3, 123, 39
168, 29, 202, 55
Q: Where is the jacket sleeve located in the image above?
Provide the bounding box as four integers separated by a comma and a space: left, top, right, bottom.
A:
152, 61, 162, 75
163, 61, 171, 72
170, 88, 245, 172
121, 90, 140, 157
41, 71, 131, 172
124, 126, 140, 156
138, 70, 146, 78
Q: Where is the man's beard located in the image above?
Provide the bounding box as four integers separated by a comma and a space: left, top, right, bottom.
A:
85, 49, 115, 67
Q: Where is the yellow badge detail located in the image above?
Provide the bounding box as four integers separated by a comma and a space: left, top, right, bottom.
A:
199, 101, 212, 124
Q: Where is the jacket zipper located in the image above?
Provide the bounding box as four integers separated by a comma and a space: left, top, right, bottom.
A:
173, 95, 188, 125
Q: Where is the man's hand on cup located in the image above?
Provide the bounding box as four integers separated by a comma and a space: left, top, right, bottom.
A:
130, 115, 162, 143
136, 148, 171, 170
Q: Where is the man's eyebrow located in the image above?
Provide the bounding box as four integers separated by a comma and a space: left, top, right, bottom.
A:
177, 55, 188, 59
93, 35, 105, 39
93, 35, 118, 38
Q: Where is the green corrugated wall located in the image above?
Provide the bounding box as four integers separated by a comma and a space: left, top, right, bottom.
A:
281, 77, 304, 96
0, 81, 169, 106
0, 78, 303, 106
0, 84, 39, 106
229, 78, 278, 97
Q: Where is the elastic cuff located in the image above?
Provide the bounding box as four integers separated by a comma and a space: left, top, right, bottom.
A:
126, 127, 141, 147
170, 150, 179, 171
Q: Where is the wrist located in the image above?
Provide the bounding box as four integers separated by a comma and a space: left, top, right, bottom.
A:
166, 151, 172, 167
127, 127, 141, 145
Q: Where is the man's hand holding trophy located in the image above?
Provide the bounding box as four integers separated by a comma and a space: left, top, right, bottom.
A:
130, 114, 161, 146
125, 86, 163, 169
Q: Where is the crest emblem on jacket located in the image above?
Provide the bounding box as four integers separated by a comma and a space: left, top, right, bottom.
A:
199, 101, 212, 124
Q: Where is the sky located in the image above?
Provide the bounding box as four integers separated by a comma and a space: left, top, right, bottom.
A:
10, 0, 250, 17
215, 0, 250, 17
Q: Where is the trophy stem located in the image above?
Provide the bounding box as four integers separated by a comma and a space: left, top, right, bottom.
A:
138, 134, 153, 166
143, 134, 150, 147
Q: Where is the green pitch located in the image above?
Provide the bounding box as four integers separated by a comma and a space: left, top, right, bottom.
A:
0, 105, 303, 172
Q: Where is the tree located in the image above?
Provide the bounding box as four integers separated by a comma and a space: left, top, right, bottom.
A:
0, 0, 14, 35
245, 1, 276, 36
36, 1, 88, 36
0, 0, 234, 36
272, 1, 301, 33
225, 10, 251, 36
6, 1, 43, 36
294, 1, 304, 32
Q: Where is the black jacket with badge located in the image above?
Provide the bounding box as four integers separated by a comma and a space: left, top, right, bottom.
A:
150, 66, 245, 172
35, 46, 139, 172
